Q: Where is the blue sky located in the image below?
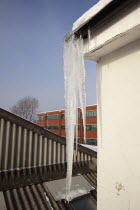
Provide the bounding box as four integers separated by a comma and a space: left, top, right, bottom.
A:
0, 0, 98, 112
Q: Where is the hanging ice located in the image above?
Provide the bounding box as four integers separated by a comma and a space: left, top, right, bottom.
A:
64, 34, 86, 201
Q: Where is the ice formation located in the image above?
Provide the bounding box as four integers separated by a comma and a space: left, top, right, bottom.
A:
64, 34, 86, 201
44, 192, 54, 210
56, 187, 91, 201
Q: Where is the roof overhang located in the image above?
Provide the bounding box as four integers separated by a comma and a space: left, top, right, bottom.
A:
67, 0, 140, 61
85, 24, 140, 61
73, 0, 114, 31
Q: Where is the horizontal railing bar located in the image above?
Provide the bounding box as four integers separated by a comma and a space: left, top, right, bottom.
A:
0, 161, 94, 191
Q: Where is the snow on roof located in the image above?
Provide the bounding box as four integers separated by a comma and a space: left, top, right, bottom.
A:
81, 144, 97, 152
38, 108, 65, 114
72, 0, 113, 31
86, 104, 97, 107
38, 112, 46, 114
38, 110, 64, 114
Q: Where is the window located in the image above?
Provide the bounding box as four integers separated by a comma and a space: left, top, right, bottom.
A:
74, 138, 80, 143
86, 139, 97, 145
86, 125, 97, 131
77, 125, 80, 130
74, 125, 80, 130
70, 194, 96, 210
62, 113, 80, 118
47, 125, 59, 130
61, 125, 65, 130
61, 114, 65, 119
47, 115, 59, 120
86, 110, 97, 117
62, 125, 80, 130
38, 116, 44, 121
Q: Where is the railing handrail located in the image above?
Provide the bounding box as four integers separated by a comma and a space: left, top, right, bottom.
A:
0, 108, 97, 158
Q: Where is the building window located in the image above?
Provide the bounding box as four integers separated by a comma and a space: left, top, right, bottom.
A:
61, 125, 65, 130
47, 115, 59, 120
86, 139, 97, 145
61, 114, 65, 119
74, 138, 80, 143
86, 124, 97, 131
70, 194, 96, 209
61, 125, 80, 130
62, 113, 80, 119
47, 125, 59, 130
38, 116, 44, 120
86, 110, 97, 117
76, 125, 80, 130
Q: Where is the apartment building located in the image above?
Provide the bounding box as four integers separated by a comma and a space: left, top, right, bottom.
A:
37, 105, 97, 145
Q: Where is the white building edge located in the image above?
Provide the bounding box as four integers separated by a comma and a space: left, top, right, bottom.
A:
70, 0, 140, 209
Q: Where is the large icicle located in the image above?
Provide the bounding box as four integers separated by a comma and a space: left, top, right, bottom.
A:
64, 34, 86, 201
76, 37, 86, 144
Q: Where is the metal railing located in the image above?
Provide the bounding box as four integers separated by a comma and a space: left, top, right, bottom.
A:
0, 108, 97, 171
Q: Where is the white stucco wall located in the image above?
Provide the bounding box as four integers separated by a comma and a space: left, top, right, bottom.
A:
97, 39, 140, 210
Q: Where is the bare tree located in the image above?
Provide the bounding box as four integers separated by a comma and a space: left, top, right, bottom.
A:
10, 96, 39, 122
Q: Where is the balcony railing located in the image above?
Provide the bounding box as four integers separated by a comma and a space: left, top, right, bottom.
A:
0, 108, 97, 172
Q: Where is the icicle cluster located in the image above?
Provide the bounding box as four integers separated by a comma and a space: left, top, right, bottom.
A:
64, 34, 86, 201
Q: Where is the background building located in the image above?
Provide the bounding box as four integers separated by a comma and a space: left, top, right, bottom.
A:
37, 105, 97, 145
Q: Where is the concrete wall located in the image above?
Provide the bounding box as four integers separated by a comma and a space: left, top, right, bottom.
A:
97, 39, 140, 210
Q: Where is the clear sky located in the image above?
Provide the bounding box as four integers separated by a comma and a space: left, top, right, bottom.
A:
0, 0, 98, 112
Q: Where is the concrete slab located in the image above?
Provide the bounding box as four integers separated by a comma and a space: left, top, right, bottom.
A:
45, 175, 94, 201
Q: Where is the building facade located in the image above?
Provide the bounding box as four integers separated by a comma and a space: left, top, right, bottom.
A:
37, 105, 97, 145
